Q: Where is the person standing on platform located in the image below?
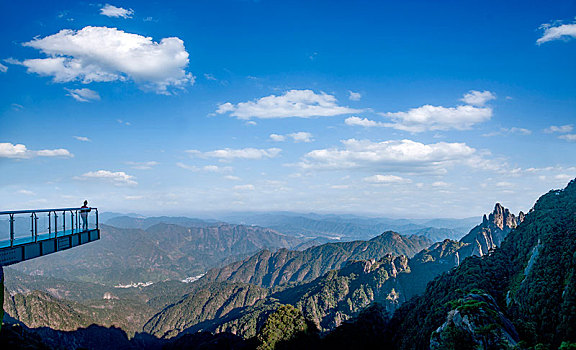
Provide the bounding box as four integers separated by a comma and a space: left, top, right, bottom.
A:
80, 200, 91, 231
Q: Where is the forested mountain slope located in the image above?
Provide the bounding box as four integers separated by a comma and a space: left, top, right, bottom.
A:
199, 231, 431, 288
387, 179, 576, 349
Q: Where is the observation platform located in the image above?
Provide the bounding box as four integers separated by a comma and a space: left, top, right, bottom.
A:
0, 207, 100, 266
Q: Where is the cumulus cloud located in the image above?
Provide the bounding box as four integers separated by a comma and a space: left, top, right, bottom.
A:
270, 132, 314, 143
298, 139, 478, 173
346, 92, 494, 133
74, 136, 91, 142
345, 116, 386, 128
363, 174, 412, 184
77, 170, 137, 186
18, 26, 193, 94
100, 4, 134, 18
545, 124, 573, 133
381, 104, 492, 133
216, 90, 360, 119
187, 147, 281, 160
348, 91, 362, 101
65, 88, 100, 102
537, 21, 576, 44
460, 90, 496, 106
0, 63, 7, 73
269, 134, 286, 142
0, 142, 73, 159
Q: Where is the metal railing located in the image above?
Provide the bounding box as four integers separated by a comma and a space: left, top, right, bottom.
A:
0, 207, 98, 248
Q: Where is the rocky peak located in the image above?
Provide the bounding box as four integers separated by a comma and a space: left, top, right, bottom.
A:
487, 203, 517, 231
460, 203, 522, 258
518, 211, 525, 224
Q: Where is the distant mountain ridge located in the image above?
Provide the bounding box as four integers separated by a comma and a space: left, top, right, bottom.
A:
198, 231, 432, 288
12, 222, 305, 285
221, 212, 476, 241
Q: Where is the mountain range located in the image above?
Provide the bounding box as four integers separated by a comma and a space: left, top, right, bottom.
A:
2, 181, 575, 349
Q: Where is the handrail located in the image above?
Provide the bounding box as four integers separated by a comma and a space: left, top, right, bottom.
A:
0, 207, 97, 215
1, 207, 99, 248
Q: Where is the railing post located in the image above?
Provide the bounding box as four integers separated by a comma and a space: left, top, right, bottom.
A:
70, 210, 74, 234
54, 212, 58, 237
62, 211, 65, 234
31, 213, 35, 239
9, 214, 14, 247
96, 208, 99, 230
34, 213, 38, 242
48, 211, 51, 235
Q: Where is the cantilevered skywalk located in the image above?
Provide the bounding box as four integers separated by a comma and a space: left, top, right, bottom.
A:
0, 207, 100, 266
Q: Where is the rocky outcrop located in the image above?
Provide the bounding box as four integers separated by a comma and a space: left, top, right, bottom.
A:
460, 203, 520, 257
430, 292, 519, 350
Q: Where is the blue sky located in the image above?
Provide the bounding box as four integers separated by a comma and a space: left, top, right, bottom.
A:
1, 0, 575, 218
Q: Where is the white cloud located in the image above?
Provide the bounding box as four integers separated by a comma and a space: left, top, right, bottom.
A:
18, 190, 35, 196
74, 136, 91, 142
127, 161, 158, 170
508, 127, 532, 135
345, 116, 386, 127
203, 165, 233, 173
77, 170, 137, 186
298, 139, 477, 173
555, 174, 575, 182
544, 125, 576, 142
234, 184, 255, 191
0, 143, 73, 159
537, 21, 576, 44
270, 132, 314, 143
176, 162, 198, 171
363, 174, 412, 184
187, 147, 281, 160
482, 127, 532, 137
431, 181, 449, 188
545, 124, 573, 133
269, 134, 286, 142
351, 91, 495, 133
0, 63, 7, 73
224, 175, 241, 181
348, 91, 362, 101
460, 90, 496, 106
381, 104, 492, 132
559, 134, 576, 142
66, 88, 100, 102
19, 26, 193, 94
216, 90, 360, 119
289, 132, 314, 143
100, 4, 134, 18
